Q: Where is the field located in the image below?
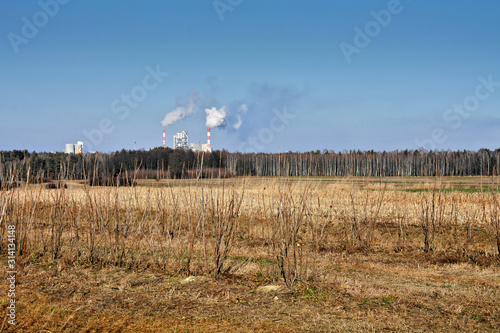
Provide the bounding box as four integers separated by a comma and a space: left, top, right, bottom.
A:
1, 176, 500, 332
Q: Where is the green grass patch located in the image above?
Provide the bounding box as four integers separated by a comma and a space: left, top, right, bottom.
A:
301, 285, 328, 302
404, 186, 500, 193
228, 255, 273, 265
381, 297, 394, 305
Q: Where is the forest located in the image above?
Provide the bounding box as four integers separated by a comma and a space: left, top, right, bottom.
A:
1, 147, 500, 183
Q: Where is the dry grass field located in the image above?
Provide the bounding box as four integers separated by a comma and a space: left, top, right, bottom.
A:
1, 177, 500, 332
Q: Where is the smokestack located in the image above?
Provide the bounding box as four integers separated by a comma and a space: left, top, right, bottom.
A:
207, 128, 211, 149
163, 129, 166, 148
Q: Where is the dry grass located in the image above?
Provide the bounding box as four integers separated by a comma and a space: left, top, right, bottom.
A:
1, 177, 499, 332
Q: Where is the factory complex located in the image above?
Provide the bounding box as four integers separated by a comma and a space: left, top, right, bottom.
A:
164, 128, 212, 153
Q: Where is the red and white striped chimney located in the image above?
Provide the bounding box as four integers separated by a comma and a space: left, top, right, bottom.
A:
207, 128, 211, 149
163, 129, 166, 148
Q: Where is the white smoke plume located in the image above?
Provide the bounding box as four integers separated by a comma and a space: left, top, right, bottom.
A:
205, 106, 227, 128
161, 94, 198, 127
233, 115, 243, 129
232, 103, 247, 129
238, 104, 248, 113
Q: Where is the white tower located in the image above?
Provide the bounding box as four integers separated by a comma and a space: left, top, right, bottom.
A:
173, 131, 189, 149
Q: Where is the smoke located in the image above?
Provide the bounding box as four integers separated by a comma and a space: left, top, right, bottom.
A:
161, 93, 199, 127
232, 83, 307, 140
160, 82, 305, 145
231, 104, 247, 130
204, 103, 247, 130
205, 106, 227, 128
238, 104, 248, 113
233, 115, 243, 129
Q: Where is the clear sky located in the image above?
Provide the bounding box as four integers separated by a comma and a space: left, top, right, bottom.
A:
1, 0, 500, 153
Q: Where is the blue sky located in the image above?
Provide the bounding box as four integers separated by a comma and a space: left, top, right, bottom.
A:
1, 0, 500, 153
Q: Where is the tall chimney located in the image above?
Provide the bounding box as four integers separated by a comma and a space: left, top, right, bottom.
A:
207, 128, 211, 149
163, 129, 166, 148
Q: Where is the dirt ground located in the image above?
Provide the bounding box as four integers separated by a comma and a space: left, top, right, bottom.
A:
1, 248, 499, 332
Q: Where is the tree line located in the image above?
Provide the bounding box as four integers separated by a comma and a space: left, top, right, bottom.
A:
227, 149, 500, 177
0, 148, 228, 183
1, 148, 500, 183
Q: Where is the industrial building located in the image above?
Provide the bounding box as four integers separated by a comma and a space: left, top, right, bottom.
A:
64, 141, 83, 154
201, 144, 211, 153
168, 129, 212, 152
173, 131, 189, 149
